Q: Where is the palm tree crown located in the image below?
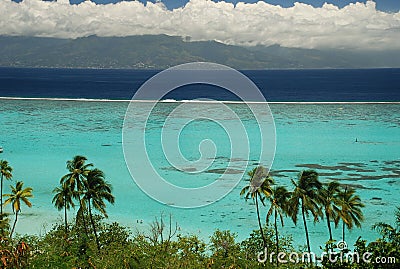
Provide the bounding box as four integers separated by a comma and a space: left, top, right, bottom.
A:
3, 181, 33, 238
266, 186, 290, 226
240, 166, 274, 202
0, 160, 12, 180
81, 168, 115, 250
289, 170, 322, 262
266, 185, 291, 266
240, 166, 274, 249
0, 160, 13, 217
82, 168, 115, 218
3, 181, 33, 213
61, 155, 93, 192
336, 187, 364, 241
52, 182, 76, 234
52, 183, 76, 211
290, 170, 322, 224
318, 180, 341, 243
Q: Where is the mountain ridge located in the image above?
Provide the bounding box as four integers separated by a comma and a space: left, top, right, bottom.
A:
1, 35, 399, 69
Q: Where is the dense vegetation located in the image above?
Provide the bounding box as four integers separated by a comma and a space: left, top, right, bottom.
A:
0, 157, 399, 268
1, 35, 399, 69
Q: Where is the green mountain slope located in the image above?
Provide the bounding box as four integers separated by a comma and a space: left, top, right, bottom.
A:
0, 35, 399, 69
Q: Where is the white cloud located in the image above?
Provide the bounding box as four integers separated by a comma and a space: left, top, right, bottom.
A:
0, 0, 399, 50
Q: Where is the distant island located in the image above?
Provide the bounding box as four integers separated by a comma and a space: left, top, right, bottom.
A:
1, 34, 399, 69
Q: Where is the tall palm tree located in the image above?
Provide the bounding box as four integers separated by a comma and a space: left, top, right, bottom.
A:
81, 169, 115, 251
60, 156, 92, 235
289, 170, 322, 263
318, 181, 341, 243
240, 166, 274, 249
0, 160, 13, 218
60, 155, 92, 192
266, 186, 290, 266
336, 187, 364, 242
3, 181, 33, 238
52, 182, 76, 234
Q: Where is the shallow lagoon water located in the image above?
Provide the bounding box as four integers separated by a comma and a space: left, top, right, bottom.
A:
0, 99, 399, 253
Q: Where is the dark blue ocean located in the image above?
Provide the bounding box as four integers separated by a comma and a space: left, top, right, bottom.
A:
0, 68, 399, 101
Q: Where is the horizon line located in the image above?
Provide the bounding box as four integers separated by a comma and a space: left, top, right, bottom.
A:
0, 96, 399, 104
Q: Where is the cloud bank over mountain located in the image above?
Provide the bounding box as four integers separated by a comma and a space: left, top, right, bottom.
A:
1, 0, 399, 50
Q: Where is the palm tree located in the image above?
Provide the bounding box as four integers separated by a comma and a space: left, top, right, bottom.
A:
0, 160, 13, 218
372, 222, 397, 242
336, 187, 364, 242
3, 181, 33, 238
372, 207, 400, 245
289, 170, 322, 263
240, 166, 273, 249
60, 155, 92, 192
81, 169, 115, 251
60, 156, 92, 235
52, 182, 76, 234
266, 186, 290, 266
318, 181, 341, 243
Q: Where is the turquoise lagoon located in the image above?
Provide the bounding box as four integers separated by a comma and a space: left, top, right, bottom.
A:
0, 99, 399, 253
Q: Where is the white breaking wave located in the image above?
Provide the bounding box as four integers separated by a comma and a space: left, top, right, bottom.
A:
0, 96, 399, 104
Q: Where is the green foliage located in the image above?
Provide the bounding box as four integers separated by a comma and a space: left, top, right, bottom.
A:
7, 218, 301, 269
241, 225, 299, 268
174, 234, 207, 267
1, 161, 393, 269
2, 35, 400, 69
349, 208, 400, 269
321, 208, 400, 269
24, 217, 130, 268
0, 213, 10, 236
0, 236, 30, 269
5, 208, 400, 269
209, 230, 243, 268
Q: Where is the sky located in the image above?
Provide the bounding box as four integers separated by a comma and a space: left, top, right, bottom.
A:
2, 0, 400, 50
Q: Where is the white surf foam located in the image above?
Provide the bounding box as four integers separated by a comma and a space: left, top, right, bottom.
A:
0, 96, 399, 104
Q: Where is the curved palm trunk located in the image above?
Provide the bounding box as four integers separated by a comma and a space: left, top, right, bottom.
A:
81, 210, 88, 236
325, 211, 334, 252
326, 211, 333, 241
255, 195, 267, 249
10, 210, 18, 239
79, 201, 89, 238
88, 201, 100, 251
342, 221, 345, 242
274, 210, 279, 267
64, 197, 68, 235
301, 203, 312, 264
